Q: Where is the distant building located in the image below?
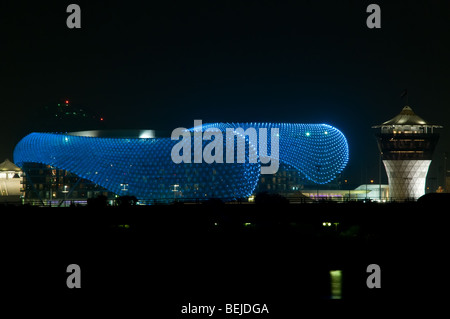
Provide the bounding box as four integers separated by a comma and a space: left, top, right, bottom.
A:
35, 99, 106, 134
299, 184, 389, 202
0, 159, 23, 203
254, 163, 327, 195
19, 162, 114, 206
353, 184, 389, 202
373, 106, 442, 201
48, 99, 99, 122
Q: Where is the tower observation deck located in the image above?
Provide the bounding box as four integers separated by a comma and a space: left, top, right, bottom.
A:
373, 106, 442, 201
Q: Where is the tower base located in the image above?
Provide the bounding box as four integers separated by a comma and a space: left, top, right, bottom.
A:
383, 160, 431, 201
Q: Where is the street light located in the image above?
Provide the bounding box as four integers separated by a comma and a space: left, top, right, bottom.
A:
171, 184, 180, 202
62, 185, 69, 207
344, 179, 351, 201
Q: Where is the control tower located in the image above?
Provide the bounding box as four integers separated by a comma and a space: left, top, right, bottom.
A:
373, 106, 442, 201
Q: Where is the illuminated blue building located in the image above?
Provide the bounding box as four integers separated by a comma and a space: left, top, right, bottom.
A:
13, 123, 348, 203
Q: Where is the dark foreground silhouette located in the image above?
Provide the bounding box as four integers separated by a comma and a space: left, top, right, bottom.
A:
1, 200, 448, 316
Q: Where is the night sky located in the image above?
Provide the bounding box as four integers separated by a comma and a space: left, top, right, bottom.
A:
2, 0, 450, 187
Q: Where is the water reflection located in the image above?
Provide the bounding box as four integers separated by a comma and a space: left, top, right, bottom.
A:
329, 270, 342, 299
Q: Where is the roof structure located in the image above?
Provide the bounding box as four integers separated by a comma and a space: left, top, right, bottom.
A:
0, 159, 22, 172
372, 106, 442, 128
13, 123, 349, 201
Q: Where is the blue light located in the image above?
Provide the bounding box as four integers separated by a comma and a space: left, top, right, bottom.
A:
198, 123, 349, 184
13, 123, 349, 201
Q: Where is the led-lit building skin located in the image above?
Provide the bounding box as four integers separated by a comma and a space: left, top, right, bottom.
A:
14, 123, 349, 203
373, 106, 442, 201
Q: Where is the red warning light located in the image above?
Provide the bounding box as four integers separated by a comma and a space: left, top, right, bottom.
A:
65, 100, 69, 104
100, 117, 104, 121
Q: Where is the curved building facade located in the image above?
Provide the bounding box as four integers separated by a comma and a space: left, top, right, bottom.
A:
14, 123, 349, 202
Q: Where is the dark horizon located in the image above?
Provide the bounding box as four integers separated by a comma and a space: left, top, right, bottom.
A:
3, 0, 450, 187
